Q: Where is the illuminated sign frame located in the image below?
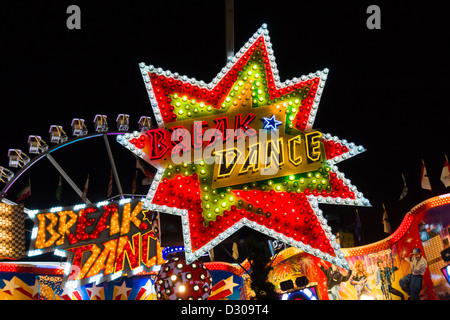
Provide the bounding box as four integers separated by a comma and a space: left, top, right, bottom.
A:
27, 198, 164, 287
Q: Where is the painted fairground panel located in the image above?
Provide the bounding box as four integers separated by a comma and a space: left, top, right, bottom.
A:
332, 196, 450, 300
341, 246, 433, 301
267, 236, 434, 300
71, 275, 157, 300
0, 263, 158, 300
267, 250, 326, 300
419, 203, 450, 300
0, 263, 64, 300
208, 269, 245, 300
266, 198, 450, 300
0, 261, 247, 300
327, 208, 435, 300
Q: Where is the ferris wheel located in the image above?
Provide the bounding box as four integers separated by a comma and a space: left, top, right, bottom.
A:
0, 114, 154, 210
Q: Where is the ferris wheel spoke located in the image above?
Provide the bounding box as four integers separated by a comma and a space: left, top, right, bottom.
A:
103, 133, 124, 199
45, 153, 92, 205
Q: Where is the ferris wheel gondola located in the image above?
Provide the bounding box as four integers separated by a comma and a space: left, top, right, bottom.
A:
71, 118, 88, 137
49, 125, 68, 144
0, 114, 154, 208
0, 166, 14, 183
28, 135, 48, 154
7, 149, 30, 168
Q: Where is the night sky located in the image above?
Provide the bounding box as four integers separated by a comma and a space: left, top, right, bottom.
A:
1, 1, 449, 247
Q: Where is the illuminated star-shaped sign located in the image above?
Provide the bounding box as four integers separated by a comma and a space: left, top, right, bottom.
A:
118, 24, 370, 269
263, 115, 282, 131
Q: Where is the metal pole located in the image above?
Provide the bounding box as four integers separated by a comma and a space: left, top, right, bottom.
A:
46, 153, 92, 204
225, 0, 234, 61
219, 243, 249, 275
103, 133, 124, 199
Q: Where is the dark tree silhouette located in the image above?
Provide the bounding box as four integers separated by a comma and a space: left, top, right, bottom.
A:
247, 232, 279, 300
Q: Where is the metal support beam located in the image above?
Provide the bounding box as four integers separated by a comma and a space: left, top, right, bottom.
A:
225, 0, 234, 61
46, 153, 92, 205
103, 134, 124, 199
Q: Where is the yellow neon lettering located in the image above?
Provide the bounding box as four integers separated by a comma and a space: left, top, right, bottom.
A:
288, 135, 302, 166
216, 148, 242, 178
305, 131, 322, 162
239, 143, 260, 174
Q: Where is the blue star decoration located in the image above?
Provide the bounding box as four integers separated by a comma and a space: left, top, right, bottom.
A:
262, 115, 282, 131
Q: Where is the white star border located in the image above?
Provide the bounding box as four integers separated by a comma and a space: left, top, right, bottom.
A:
128, 134, 370, 270
120, 24, 373, 269
139, 23, 326, 131
133, 167, 349, 269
